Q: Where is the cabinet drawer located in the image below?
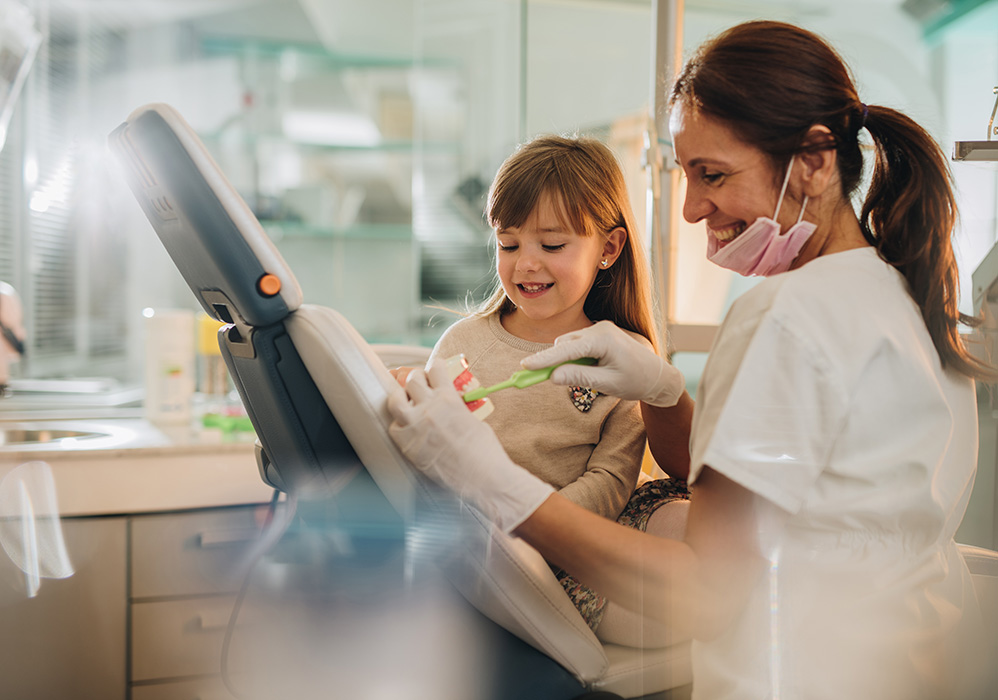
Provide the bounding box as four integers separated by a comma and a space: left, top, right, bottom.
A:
131, 597, 245, 681
131, 506, 267, 598
131, 678, 237, 700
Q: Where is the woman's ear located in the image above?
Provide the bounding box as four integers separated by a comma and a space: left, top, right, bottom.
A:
797, 125, 838, 198
602, 227, 627, 267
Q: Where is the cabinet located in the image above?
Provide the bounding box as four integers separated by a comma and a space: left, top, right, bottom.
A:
0, 504, 273, 699
129, 505, 271, 699
0, 516, 127, 700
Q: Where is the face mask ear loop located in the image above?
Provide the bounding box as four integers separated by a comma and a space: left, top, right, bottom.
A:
795, 196, 810, 225
772, 156, 795, 219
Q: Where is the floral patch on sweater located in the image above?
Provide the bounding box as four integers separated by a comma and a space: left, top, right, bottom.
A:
569, 386, 599, 412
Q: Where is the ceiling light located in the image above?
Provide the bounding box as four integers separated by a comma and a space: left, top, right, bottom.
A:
281, 110, 381, 147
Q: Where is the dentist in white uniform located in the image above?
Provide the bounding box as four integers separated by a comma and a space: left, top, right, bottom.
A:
388, 20, 994, 700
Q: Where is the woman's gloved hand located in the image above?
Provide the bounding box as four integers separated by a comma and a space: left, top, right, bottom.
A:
387, 359, 554, 532
522, 320, 686, 408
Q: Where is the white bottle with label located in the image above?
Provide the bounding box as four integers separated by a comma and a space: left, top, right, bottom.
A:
143, 308, 195, 425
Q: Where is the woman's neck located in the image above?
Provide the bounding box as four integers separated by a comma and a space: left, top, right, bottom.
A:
791, 198, 870, 270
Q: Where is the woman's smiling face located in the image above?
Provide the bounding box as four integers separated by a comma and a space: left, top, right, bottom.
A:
670, 102, 785, 243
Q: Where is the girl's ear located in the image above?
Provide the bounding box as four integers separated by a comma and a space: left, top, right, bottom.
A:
602, 227, 627, 267
798, 125, 838, 198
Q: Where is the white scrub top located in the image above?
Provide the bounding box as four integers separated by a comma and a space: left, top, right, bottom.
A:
689, 247, 986, 700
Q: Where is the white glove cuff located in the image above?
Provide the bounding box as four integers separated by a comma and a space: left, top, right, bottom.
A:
491, 478, 555, 533
462, 465, 554, 533
646, 359, 687, 408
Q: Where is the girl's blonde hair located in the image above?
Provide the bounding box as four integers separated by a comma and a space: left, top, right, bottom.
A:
473, 134, 660, 352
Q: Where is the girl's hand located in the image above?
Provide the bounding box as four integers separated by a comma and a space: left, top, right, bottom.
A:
387, 359, 554, 532
388, 366, 415, 386
522, 320, 686, 408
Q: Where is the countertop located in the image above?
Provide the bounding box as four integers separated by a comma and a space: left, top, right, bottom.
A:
0, 344, 431, 518
0, 415, 274, 517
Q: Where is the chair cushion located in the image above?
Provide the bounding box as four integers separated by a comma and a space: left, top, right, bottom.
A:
287, 305, 611, 680
443, 507, 610, 682
595, 642, 693, 697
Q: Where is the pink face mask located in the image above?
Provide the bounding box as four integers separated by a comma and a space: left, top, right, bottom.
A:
705, 157, 816, 277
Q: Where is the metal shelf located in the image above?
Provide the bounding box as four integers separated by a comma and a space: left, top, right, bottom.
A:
953, 140, 998, 162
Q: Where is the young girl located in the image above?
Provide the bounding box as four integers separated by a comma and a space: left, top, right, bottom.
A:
396, 134, 691, 646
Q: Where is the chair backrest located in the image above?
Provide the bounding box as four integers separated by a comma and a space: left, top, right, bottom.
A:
957, 543, 998, 695
959, 544, 998, 639
108, 103, 610, 683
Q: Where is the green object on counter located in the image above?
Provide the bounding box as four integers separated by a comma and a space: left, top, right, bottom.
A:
202, 413, 255, 433
462, 357, 597, 403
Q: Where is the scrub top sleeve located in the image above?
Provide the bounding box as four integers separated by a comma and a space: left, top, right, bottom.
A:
692, 312, 849, 515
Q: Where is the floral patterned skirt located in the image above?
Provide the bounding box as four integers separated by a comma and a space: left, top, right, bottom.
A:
555, 477, 690, 631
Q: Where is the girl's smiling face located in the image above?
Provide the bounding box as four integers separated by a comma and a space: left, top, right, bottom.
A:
496, 190, 621, 343
670, 102, 787, 242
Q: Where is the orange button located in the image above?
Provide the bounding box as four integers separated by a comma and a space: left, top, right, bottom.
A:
257, 273, 281, 297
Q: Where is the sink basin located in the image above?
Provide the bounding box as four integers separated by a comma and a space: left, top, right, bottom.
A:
0, 427, 112, 447
0, 421, 140, 451
0, 378, 143, 417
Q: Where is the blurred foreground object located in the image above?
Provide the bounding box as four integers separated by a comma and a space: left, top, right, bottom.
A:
0, 1, 41, 152
0, 280, 25, 392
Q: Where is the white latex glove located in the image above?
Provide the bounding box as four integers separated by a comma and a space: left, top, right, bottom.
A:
522, 320, 686, 408
387, 359, 554, 533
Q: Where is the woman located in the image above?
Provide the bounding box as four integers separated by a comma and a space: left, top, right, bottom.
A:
388, 21, 993, 699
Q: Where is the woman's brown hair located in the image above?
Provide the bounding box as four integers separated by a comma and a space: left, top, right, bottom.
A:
670, 20, 992, 380
474, 134, 660, 352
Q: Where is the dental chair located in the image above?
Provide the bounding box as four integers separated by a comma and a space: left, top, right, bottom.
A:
957, 542, 998, 693
109, 103, 693, 700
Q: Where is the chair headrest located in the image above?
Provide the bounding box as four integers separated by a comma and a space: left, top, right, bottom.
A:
109, 103, 302, 328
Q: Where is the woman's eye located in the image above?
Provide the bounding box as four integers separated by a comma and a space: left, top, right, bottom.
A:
702, 172, 725, 185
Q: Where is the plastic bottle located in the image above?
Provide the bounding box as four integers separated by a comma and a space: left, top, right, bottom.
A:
143, 309, 195, 425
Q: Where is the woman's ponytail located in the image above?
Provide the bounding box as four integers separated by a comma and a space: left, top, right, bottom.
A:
861, 106, 993, 380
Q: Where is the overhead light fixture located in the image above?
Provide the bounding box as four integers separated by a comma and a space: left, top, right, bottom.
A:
901, 0, 951, 22
281, 110, 381, 147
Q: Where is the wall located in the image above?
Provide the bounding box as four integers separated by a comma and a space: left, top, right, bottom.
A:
525, 0, 652, 137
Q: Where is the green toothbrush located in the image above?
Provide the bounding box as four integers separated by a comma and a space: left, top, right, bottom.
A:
463, 357, 598, 403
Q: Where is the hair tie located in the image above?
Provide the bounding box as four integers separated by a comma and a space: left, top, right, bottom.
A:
860, 103, 869, 128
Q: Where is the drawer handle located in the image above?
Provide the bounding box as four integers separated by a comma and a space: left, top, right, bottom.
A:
195, 609, 233, 632
197, 528, 258, 548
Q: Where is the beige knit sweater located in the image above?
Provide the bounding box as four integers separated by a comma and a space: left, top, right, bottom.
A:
429, 314, 647, 520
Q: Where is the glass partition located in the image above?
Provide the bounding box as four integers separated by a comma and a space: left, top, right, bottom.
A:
0, 0, 655, 394
0, 0, 994, 403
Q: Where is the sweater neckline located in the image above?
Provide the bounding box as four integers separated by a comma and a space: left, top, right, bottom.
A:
488, 314, 554, 353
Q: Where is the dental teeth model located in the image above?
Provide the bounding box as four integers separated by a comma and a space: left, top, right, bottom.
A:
445, 354, 494, 420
